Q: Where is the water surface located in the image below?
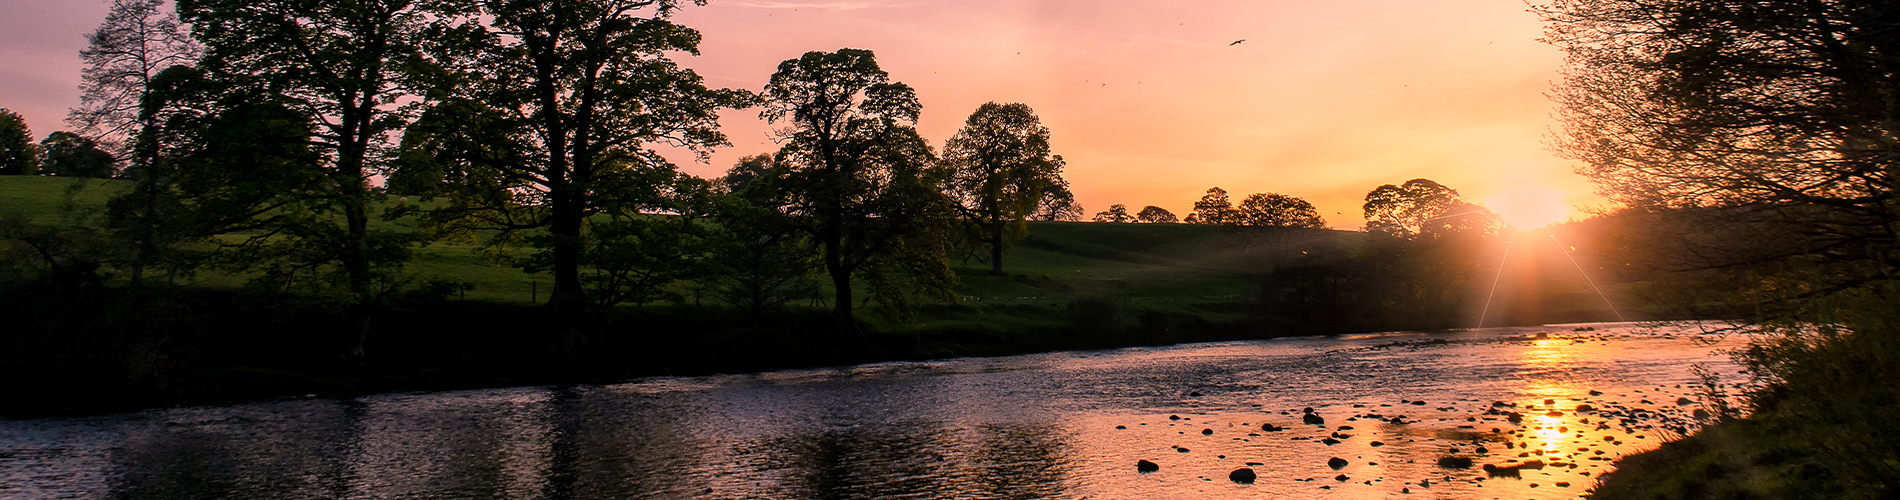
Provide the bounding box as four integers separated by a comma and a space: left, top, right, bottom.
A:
1, 322, 1741, 499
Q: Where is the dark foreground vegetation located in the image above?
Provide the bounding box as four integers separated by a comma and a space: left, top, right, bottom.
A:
1537, 0, 1900, 496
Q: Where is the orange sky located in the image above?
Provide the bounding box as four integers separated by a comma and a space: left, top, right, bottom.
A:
0, 0, 1603, 228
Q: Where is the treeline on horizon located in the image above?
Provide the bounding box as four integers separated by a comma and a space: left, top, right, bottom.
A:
0, 0, 1721, 415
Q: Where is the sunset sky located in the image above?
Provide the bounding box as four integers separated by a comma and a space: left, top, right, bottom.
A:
0, 0, 1601, 228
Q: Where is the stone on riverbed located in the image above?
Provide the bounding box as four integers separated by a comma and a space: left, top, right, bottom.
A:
1229, 468, 1256, 483
1328, 457, 1349, 469
1137, 460, 1159, 473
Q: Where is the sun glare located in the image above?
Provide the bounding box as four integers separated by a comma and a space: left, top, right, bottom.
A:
1486, 185, 1570, 229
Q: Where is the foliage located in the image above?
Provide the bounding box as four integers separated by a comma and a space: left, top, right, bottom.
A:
1234, 192, 1325, 228
38, 132, 118, 178
1362, 178, 1501, 240
70, 0, 200, 161
404, 0, 742, 345
708, 155, 817, 322
177, 0, 439, 358
1185, 187, 1238, 224
1092, 204, 1134, 223
760, 48, 957, 329
1540, 0, 1900, 495
1135, 205, 1177, 223
1029, 177, 1083, 221
942, 102, 1066, 275
0, 109, 35, 176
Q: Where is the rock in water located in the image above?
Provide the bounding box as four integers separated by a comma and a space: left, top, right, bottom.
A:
1304, 413, 1326, 425
1202, 428, 1213, 435
1328, 457, 1349, 469
1436, 456, 1474, 468
1261, 423, 1283, 432
1137, 460, 1160, 473
1229, 468, 1256, 483
1677, 397, 1695, 406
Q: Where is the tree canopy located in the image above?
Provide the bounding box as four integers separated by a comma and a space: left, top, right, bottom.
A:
1185, 187, 1239, 224
1136, 205, 1178, 223
0, 109, 34, 175
70, 0, 199, 161
761, 48, 954, 329
1363, 178, 1500, 240
1235, 192, 1325, 228
38, 132, 117, 178
1093, 204, 1133, 223
942, 102, 1065, 275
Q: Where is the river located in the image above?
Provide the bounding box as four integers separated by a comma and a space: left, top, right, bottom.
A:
1, 322, 1743, 499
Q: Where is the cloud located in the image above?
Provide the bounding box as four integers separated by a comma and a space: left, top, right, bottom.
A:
724, 0, 928, 10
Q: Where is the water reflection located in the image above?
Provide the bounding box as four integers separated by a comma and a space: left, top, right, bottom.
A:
0, 323, 1737, 499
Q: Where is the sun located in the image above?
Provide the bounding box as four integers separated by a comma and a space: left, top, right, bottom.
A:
1485, 185, 1571, 229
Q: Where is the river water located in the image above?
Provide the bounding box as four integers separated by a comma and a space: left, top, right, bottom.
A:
2, 322, 1743, 499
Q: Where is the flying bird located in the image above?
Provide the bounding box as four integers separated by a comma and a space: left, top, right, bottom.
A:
1230, 39, 1246, 46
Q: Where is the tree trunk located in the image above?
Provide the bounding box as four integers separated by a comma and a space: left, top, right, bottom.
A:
824, 230, 854, 332
990, 219, 1006, 276
341, 175, 375, 362
548, 187, 589, 350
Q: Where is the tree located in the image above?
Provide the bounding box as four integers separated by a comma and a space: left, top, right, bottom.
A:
1030, 177, 1083, 221
942, 102, 1065, 275
761, 48, 955, 330
1362, 178, 1499, 240
38, 132, 117, 178
0, 109, 34, 175
708, 154, 816, 322
182, 0, 434, 360
77, 1, 200, 286
1093, 204, 1134, 223
1538, 1, 1900, 493
1540, 0, 1896, 275
1136, 205, 1178, 223
1185, 187, 1239, 224
70, 0, 200, 162
406, 0, 743, 346
1235, 192, 1325, 228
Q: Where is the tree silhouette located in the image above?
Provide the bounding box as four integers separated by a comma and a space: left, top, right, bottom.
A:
71, 0, 199, 161
1185, 187, 1239, 224
761, 48, 955, 330
405, 0, 742, 348
0, 110, 33, 175
38, 132, 117, 178
1235, 193, 1324, 228
1135, 205, 1177, 223
943, 102, 1065, 275
1030, 177, 1083, 221
1093, 204, 1134, 223
1362, 179, 1498, 240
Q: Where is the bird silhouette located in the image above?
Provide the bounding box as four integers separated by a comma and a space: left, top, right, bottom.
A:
1230, 39, 1246, 46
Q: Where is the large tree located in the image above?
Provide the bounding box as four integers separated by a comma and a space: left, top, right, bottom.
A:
0, 109, 33, 175
1538, 0, 1900, 493
70, 0, 200, 162
1185, 187, 1239, 224
406, 0, 741, 345
1541, 0, 1897, 273
38, 132, 117, 178
761, 48, 955, 330
942, 102, 1065, 275
1362, 178, 1499, 240
181, 0, 432, 359
1135, 205, 1178, 223
1235, 192, 1325, 228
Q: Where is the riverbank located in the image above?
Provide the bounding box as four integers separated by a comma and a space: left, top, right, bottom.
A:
1, 284, 1278, 419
